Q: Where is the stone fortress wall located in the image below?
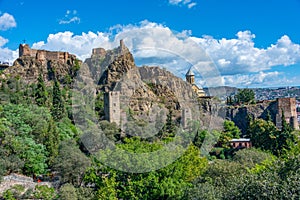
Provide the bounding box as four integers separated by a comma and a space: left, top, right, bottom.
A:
19, 44, 76, 63
104, 91, 121, 126
276, 97, 299, 130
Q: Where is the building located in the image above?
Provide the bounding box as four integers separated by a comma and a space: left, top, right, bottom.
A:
185, 67, 206, 97
230, 138, 252, 149
104, 91, 121, 126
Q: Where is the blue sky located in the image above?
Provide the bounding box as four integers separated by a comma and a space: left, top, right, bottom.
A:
1, 0, 300, 88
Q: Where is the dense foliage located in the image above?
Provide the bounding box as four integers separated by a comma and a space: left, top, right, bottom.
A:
0, 76, 299, 199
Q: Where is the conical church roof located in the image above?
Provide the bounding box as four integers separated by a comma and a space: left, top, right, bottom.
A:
186, 67, 194, 76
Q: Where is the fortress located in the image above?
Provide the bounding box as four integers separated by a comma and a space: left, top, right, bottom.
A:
96, 40, 299, 131
19, 44, 76, 63
275, 97, 299, 130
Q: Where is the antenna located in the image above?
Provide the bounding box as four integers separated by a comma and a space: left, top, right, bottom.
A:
22, 39, 26, 44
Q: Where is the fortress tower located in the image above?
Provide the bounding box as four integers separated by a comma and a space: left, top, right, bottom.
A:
276, 97, 299, 130
104, 91, 121, 126
19, 44, 32, 57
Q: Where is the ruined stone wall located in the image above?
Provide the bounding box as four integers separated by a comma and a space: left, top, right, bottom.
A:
30, 49, 38, 57
36, 50, 46, 61
46, 51, 59, 60
276, 97, 298, 130
226, 97, 299, 134
19, 44, 31, 57
58, 52, 69, 63
19, 44, 74, 63
92, 48, 106, 57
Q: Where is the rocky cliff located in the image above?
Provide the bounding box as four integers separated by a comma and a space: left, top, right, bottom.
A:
226, 100, 277, 134
0, 52, 79, 85
79, 41, 204, 126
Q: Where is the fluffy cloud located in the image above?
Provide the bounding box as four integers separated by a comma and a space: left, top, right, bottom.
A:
2, 21, 300, 87
0, 13, 17, 30
59, 10, 80, 24
0, 36, 18, 64
169, 0, 197, 8
222, 71, 281, 87
192, 31, 300, 75
32, 31, 112, 59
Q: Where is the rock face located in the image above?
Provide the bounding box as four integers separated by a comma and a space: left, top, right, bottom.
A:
80, 41, 203, 127
1, 50, 79, 85
225, 100, 279, 134
85, 40, 131, 84
226, 98, 299, 134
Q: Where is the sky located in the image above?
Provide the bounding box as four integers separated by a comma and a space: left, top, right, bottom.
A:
0, 0, 300, 88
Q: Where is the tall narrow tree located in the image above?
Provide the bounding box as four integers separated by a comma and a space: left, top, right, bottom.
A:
51, 80, 65, 121
35, 73, 48, 106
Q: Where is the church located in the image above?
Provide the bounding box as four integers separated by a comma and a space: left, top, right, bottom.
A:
185, 67, 206, 97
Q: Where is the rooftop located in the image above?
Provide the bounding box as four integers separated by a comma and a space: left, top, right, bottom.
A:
230, 138, 251, 142
186, 67, 194, 76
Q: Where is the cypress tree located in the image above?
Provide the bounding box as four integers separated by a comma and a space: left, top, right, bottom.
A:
51, 80, 65, 121
35, 73, 48, 106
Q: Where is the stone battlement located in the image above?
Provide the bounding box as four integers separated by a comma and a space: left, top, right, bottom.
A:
19, 44, 76, 63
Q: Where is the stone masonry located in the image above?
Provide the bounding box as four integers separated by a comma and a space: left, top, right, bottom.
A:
104, 91, 121, 126
275, 97, 299, 130
19, 44, 76, 63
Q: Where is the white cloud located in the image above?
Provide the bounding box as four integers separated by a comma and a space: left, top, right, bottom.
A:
59, 17, 80, 25
187, 3, 197, 8
221, 71, 281, 87
0, 36, 8, 47
59, 10, 80, 24
31, 31, 112, 60
0, 13, 17, 30
0, 36, 18, 64
169, 0, 197, 9
192, 31, 300, 75
2, 20, 300, 87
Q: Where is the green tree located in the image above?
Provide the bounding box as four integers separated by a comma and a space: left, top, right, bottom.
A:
232, 148, 275, 168
234, 88, 255, 104
44, 119, 59, 165
53, 140, 91, 186
95, 91, 104, 119
59, 184, 78, 200
248, 118, 278, 152
158, 109, 177, 139
84, 139, 207, 199
51, 80, 65, 121
33, 185, 57, 200
6, 136, 48, 175
217, 120, 241, 148
35, 73, 48, 106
